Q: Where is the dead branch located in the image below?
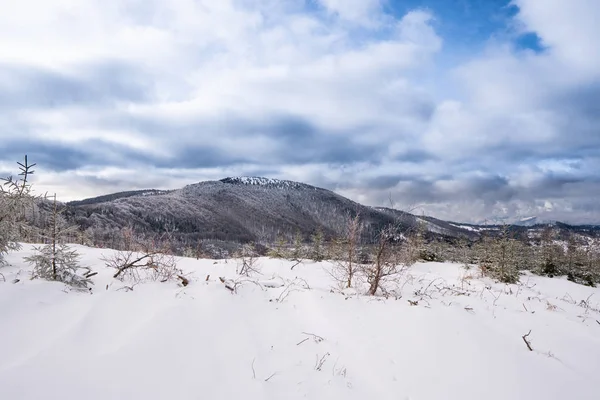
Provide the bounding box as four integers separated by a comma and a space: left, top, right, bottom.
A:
290, 259, 302, 270
522, 330, 533, 351
302, 332, 325, 343
177, 275, 189, 286
296, 338, 309, 346
112, 253, 155, 278
314, 352, 330, 371
264, 372, 277, 382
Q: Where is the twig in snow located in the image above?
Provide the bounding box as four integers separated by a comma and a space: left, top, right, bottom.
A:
251, 358, 256, 379
522, 303, 529, 313
296, 338, 309, 346
264, 372, 277, 382
177, 275, 189, 286
315, 352, 330, 371
301, 332, 325, 343
522, 330, 533, 351
290, 259, 302, 270
596, 320, 599, 326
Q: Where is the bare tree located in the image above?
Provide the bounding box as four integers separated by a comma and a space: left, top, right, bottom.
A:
236, 242, 261, 277
363, 225, 413, 295
0, 156, 36, 265
329, 213, 363, 289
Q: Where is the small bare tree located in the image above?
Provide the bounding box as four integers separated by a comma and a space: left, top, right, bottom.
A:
329, 213, 363, 289
236, 242, 261, 277
364, 225, 413, 295
0, 156, 36, 265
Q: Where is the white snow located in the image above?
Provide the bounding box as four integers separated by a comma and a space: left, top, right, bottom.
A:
449, 223, 480, 232
222, 176, 306, 189
1, 244, 599, 400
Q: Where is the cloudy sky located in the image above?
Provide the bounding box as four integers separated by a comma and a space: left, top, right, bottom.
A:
1, 0, 599, 224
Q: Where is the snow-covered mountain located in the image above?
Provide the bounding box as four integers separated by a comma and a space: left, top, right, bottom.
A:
63, 176, 600, 253
64, 177, 476, 251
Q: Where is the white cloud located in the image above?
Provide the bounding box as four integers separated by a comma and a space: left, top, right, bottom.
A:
316, 0, 384, 25
1, 0, 599, 223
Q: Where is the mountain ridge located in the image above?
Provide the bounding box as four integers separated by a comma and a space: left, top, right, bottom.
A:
61, 176, 600, 254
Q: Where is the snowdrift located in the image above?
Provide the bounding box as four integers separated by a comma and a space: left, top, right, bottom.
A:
1, 244, 599, 400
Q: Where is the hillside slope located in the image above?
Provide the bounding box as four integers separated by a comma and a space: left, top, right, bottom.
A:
65, 177, 477, 250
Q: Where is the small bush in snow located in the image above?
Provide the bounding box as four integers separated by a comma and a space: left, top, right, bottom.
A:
236, 243, 261, 276
104, 248, 182, 284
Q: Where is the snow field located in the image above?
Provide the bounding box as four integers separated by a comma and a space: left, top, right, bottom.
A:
1, 244, 599, 400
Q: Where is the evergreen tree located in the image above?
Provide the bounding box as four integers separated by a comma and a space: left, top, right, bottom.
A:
24, 194, 93, 288
310, 228, 324, 261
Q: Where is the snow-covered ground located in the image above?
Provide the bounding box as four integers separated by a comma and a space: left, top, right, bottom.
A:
1, 244, 599, 400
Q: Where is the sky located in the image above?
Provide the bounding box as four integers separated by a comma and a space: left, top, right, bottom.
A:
1, 0, 599, 224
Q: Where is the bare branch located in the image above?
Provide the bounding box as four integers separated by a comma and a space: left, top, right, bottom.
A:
522, 330, 533, 352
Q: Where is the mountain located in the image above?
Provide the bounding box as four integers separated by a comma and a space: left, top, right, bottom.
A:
64, 177, 477, 252
63, 176, 600, 254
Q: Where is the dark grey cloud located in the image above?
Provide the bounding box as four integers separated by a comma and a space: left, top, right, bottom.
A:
0, 61, 152, 110
100, 111, 388, 168
0, 138, 155, 172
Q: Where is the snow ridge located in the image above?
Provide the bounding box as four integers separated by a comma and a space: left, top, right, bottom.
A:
220, 176, 308, 190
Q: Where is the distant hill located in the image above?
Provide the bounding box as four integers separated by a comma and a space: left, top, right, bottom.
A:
61, 176, 600, 254
64, 177, 476, 251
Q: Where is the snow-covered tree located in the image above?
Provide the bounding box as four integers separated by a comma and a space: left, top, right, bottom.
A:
0, 156, 36, 267
24, 194, 93, 288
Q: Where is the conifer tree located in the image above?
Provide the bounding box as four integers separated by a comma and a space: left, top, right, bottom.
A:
24, 194, 93, 288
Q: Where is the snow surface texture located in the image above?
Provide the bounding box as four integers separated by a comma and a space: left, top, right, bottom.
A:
220, 176, 310, 190
1, 245, 599, 400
